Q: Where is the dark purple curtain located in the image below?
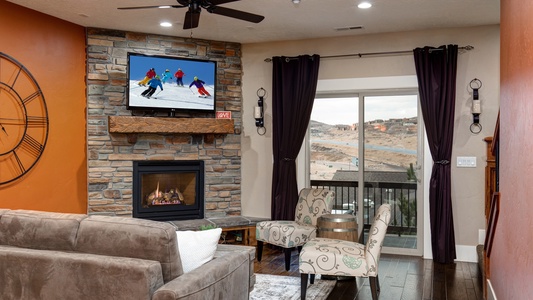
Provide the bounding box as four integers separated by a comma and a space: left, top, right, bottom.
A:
271, 54, 320, 220
413, 45, 458, 264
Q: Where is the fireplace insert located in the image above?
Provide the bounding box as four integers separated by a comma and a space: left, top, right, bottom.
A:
132, 160, 204, 221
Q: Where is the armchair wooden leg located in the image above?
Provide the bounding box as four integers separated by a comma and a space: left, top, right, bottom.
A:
301, 274, 309, 300
297, 245, 303, 254
310, 274, 315, 284
369, 276, 380, 300
256, 241, 263, 262
284, 247, 292, 271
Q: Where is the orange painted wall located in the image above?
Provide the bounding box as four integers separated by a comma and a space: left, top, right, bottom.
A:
0, 1, 87, 213
492, 0, 533, 298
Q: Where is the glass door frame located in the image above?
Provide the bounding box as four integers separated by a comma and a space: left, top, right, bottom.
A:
358, 90, 423, 256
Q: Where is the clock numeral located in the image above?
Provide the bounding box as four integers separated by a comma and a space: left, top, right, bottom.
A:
6, 66, 23, 90
27, 116, 48, 127
19, 134, 43, 158
12, 150, 26, 175
22, 91, 43, 105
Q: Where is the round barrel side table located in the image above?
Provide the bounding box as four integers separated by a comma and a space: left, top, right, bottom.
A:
317, 213, 359, 281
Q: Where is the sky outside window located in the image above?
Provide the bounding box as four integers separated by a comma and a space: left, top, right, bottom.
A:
312, 96, 417, 125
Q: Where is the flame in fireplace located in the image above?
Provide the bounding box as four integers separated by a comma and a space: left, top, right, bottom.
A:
146, 181, 185, 206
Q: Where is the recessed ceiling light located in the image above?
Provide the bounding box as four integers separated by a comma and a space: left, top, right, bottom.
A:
358, 2, 372, 9
159, 6, 172, 9
160, 22, 173, 27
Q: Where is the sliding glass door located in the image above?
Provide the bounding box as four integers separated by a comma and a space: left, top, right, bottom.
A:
309, 91, 422, 255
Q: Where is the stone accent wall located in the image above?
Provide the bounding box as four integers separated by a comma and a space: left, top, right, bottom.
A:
86, 28, 242, 218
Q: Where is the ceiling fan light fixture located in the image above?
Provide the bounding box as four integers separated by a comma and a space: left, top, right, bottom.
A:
358, 2, 372, 9
118, 1, 265, 30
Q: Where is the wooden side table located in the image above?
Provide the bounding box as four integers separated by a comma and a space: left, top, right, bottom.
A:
317, 214, 358, 242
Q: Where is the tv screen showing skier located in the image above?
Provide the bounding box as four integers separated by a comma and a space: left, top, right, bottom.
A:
127, 53, 216, 112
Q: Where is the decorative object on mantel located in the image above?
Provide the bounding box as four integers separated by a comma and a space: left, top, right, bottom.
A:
108, 116, 234, 143
216, 111, 232, 119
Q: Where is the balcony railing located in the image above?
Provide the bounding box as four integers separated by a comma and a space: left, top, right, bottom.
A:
311, 180, 417, 235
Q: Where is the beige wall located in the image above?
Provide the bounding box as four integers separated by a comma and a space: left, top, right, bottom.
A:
240, 25, 500, 259
492, 0, 533, 298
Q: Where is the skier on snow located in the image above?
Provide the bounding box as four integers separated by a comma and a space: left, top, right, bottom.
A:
174, 68, 185, 87
189, 76, 211, 97
138, 68, 156, 86
141, 75, 163, 98
161, 69, 173, 84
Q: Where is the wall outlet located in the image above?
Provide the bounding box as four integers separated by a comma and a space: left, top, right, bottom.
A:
457, 156, 477, 168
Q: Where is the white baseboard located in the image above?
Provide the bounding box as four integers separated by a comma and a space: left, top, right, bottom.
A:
487, 279, 497, 300
455, 245, 478, 263
421, 245, 478, 262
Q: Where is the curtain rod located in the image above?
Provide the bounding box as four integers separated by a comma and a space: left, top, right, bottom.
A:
263, 45, 474, 62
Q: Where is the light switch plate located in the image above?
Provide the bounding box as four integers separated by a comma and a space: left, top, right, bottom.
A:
457, 156, 477, 168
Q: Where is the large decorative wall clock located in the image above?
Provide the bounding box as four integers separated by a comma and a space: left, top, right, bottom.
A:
0, 52, 49, 185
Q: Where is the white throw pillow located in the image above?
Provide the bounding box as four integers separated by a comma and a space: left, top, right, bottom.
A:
176, 228, 222, 273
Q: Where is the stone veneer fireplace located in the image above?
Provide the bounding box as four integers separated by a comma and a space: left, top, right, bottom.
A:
86, 28, 242, 219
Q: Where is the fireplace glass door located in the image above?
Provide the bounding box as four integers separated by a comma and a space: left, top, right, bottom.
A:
133, 160, 204, 221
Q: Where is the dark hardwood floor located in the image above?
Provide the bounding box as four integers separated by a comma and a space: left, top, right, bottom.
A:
254, 246, 483, 300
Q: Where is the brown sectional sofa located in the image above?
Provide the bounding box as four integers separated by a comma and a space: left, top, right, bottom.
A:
0, 209, 255, 300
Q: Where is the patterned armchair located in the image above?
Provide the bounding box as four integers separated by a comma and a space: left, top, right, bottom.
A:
299, 204, 391, 300
255, 188, 335, 271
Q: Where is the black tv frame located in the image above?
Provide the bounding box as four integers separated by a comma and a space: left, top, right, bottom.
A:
126, 53, 217, 116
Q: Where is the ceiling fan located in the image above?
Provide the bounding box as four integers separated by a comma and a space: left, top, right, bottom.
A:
118, 0, 265, 30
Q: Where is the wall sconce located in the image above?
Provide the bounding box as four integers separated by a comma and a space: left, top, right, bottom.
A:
469, 78, 482, 134
255, 88, 266, 135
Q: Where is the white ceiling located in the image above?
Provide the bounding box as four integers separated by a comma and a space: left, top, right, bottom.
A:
7, 0, 500, 44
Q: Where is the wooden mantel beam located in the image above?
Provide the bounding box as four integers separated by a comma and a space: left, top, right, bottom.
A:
108, 116, 235, 134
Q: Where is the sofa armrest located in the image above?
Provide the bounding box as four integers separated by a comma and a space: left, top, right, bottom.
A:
214, 244, 256, 291
152, 250, 250, 300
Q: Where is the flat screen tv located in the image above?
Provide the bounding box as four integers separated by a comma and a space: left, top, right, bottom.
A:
127, 53, 216, 114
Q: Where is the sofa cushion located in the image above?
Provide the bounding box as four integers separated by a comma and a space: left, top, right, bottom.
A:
75, 215, 183, 283
0, 245, 164, 300
0, 210, 86, 250
176, 228, 222, 273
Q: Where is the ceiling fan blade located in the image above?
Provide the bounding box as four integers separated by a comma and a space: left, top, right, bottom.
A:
207, 6, 264, 23
183, 10, 201, 29
118, 5, 185, 10
208, 0, 240, 5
